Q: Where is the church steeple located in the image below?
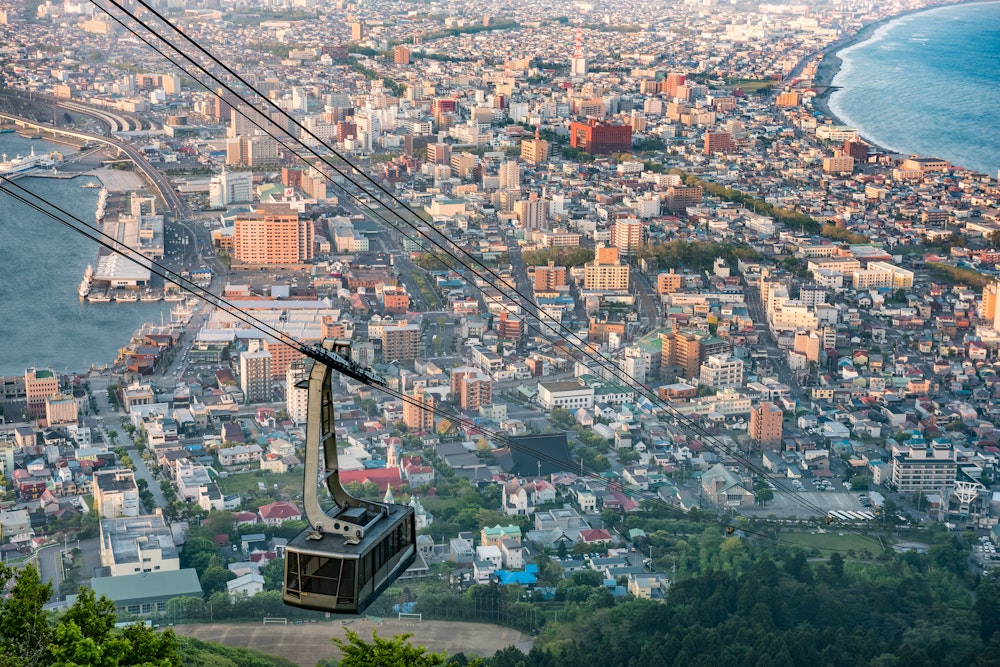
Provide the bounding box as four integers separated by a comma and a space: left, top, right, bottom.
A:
387, 440, 399, 469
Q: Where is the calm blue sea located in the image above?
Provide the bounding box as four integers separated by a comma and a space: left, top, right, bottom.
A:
0, 133, 168, 375
830, 2, 1000, 176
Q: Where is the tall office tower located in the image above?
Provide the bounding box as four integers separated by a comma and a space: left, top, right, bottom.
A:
514, 193, 548, 230
402, 387, 436, 431
983, 282, 999, 327
285, 360, 309, 424
750, 402, 783, 448
498, 160, 520, 190
612, 218, 644, 256
233, 204, 314, 265
240, 340, 272, 404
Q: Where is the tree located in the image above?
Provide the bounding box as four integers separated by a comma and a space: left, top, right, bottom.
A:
330, 630, 475, 667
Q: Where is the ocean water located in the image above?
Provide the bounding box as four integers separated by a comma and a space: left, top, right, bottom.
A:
830, 1, 1000, 176
0, 133, 169, 375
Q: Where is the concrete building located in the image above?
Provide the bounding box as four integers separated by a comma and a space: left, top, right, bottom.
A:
209, 168, 253, 208
239, 341, 272, 404
749, 402, 783, 448
233, 204, 314, 265
569, 120, 632, 154
611, 218, 644, 256
537, 381, 595, 410
891, 442, 957, 493
285, 359, 309, 424
45, 393, 78, 425
584, 245, 629, 292
699, 354, 745, 389
533, 262, 568, 292
25, 368, 58, 419
99, 513, 179, 577
93, 469, 140, 518
403, 387, 436, 432
381, 320, 422, 362
451, 367, 493, 410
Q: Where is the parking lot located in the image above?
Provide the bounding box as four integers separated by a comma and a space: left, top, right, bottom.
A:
744, 489, 869, 519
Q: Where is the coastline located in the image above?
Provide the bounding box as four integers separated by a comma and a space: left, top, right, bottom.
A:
808, 0, 996, 157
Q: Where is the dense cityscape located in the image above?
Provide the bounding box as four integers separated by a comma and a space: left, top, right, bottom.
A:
1, 0, 1000, 664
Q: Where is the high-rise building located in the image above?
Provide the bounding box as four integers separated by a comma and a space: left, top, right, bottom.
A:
45, 393, 78, 426
233, 204, 314, 265
983, 282, 1000, 327
750, 402, 783, 448
520, 129, 549, 165
584, 245, 629, 292
663, 72, 686, 98
611, 218, 644, 256
569, 120, 632, 154
209, 168, 253, 208
25, 368, 58, 419
660, 331, 703, 380
426, 143, 451, 165
498, 160, 520, 190
381, 321, 422, 362
402, 387, 436, 431
793, 331, 821, 363
351, 21, 364, 41
393, 45, 410, 65
704, 131, 735, 155
285, 360, 309, 425
451, 367, 493, 410
514, 193, 547, 230
240, 341, 272, 404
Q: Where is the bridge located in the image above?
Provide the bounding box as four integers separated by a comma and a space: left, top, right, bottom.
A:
0, 111, 187, 221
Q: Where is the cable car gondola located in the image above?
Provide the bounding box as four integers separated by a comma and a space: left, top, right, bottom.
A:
283, 340, 415, 615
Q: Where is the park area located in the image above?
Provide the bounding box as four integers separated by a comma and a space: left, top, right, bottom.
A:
779, 530, 887, 555
215, 470, 304, 499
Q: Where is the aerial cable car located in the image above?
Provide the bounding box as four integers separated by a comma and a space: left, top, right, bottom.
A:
283, 339, 416, 615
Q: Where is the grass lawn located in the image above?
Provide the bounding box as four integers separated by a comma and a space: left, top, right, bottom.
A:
780, 530, 886, 555
217, 470, 304, 497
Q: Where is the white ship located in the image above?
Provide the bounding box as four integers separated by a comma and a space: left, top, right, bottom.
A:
81, 182, 102, 189
163, 292, 186, 302
77, 264, 94, 298
95, 187, 108, 222
0, 147, 52, 178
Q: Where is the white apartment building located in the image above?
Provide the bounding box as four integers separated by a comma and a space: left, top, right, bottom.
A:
286, 360, 309, 424
93, 469, 140, 518
699, 354, 745, 389
537, 381, 595, 410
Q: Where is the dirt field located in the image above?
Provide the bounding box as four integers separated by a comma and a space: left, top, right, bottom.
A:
174, 618, 529, 666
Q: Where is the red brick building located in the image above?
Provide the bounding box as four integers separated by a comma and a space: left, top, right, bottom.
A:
570, 120, 632, 154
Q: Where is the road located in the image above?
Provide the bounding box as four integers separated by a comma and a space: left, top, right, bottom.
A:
742, 282, 808, 405
85, 376, 168, 509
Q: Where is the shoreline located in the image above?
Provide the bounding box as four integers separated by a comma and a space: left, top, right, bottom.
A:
808, 0, 997, 159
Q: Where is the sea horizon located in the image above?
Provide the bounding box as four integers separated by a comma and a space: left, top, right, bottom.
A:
828, 1, 1000, 176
